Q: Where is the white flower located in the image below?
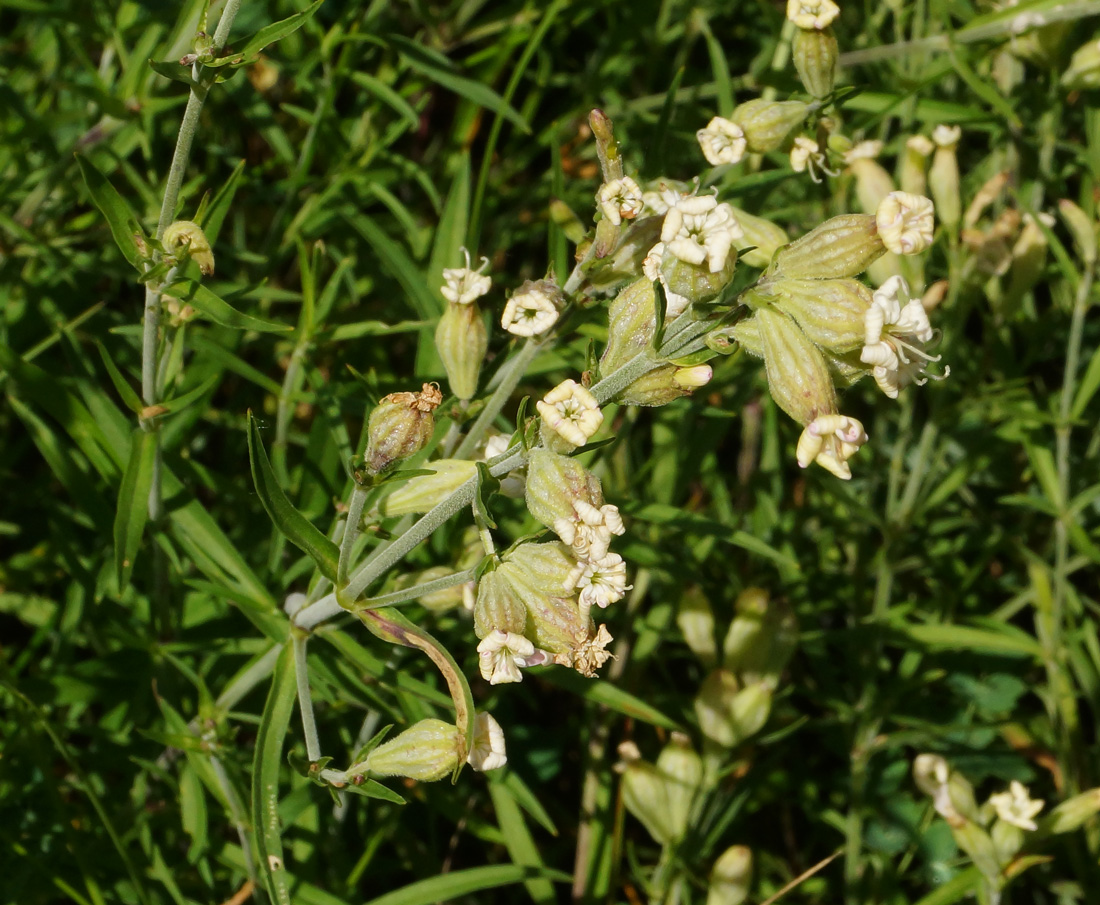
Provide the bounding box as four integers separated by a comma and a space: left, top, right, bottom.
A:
441, 248, 492, 305
501, 286, 558, 337
566, 552, 632, 619
641, 185, 685, 217
876, 191, 935, 255
861, 275, 948, 398
696, 117, 747, 166
537, 379, 604, 447
796, 414, 868, 480
787, 0, 840, 30
789, 137, 835, 184
844, 140, 884, 163
598, 176, 644, 226
660, 194, 743, 273
552, 500, 625, 562
477, 630, 536, 685
467, 712, 508, 771
989, 780, 1044, 831
932, 124, 961, 148
642, 243, 691, 317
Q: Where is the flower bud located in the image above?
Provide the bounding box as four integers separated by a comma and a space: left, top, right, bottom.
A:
929, 126, 961, 230
721, 588, 797, 688
656, 732, 703, 840
435, 302, 488, 400
727, 206, 788, 269
730, 100, 811, 154
1038, 788, 1100, 835
525, 447, 604, 531
900, 135, 934, 197
1058, 199, 1097, 266
377, 459, 477, 516
618, 364, 712, 406
677, 586, 718, 666
769, 277, 873, 353
792, 26, 838, 98
364, 383, 443, 475
589, 109, 624, 182
706, 846, 753, 905
694, 670, 772, 749
770, 214, 885, 280
754, 306, 838, 426
617, 742, 676, 844
162, 220, 214, 275
358, 719, 461, 782
1061, 37, 1100, 90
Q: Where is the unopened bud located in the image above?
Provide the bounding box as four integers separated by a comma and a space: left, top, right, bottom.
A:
770, 214, 885, 279
727, 206, 789, 269
929, 126, 961, 229
722, 588, 797, 688
394, 566, 467, 612
1038, 787, 1100, 835
473, 568, 528, 639
792, 26, 838, 98
501, 544, 594, 657
357, 719, 461, 782
1058, 199, 1097, 266
435, 302, 488, 400
1062, 37, 1100, 90
769, 277, 872, 354
707, 846, 753, 905
677, 586, 717, 666
364, 383, 442, 475
754, 306, 838, 426
618, 363, 712, 406
377, 459, 477, 516
695, 670, 772, 749
730, 100, 811, 154
601, 277, 658, 374
589, 109, 623, 182
656, 733, 703, 841
162, 220, 214, 276
900, 135, 934, 197
617, 742, 676, 844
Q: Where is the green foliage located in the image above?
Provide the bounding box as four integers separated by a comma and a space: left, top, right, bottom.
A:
2, 1, 1100, 904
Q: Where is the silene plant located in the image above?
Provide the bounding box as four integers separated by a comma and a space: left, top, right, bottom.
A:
76, 0, 1031, 897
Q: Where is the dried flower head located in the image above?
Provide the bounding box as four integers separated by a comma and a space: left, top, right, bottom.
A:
876, 192, 935, 255
501, 284, 559, 337
796, 413, 868, 480
441, 248, 492, 305
696, 117, 748, 166
989, 780, 1044, 831
598, 176, 644, 226
571, 624, 614, 678
786, 0, 840, 30
861, 275, 948, 398
537, 379, 604, 447
467, 712, 508, 771
660, 194, 743, 273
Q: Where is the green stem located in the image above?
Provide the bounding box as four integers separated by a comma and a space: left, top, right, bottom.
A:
338, 486, 369, 589
292, 632, 321, 762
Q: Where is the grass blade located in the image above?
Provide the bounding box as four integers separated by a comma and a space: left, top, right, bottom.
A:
114, 428, 157, 589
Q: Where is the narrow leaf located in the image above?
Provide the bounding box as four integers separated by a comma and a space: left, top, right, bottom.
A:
148, 58, 201, 88
389, 35, 530, 134
362, 865, 567, 905
113, 429, 156, 589
248, 412, 340, 582
252, 644, 296, 905
76, 154, 144, 269
540, 669, 680, 729
489, 778, 556, 905
96, 343, 144, 414
234, 0, 324, 61
164, 280, 292, 333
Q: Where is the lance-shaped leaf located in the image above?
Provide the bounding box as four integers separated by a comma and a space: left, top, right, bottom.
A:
205, 0, 324, 67
248, 413, 339, 582
252, 644, 295, 905
114, 428, 157, 589
76, 155, 145, 270
165, 280, 292, 333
